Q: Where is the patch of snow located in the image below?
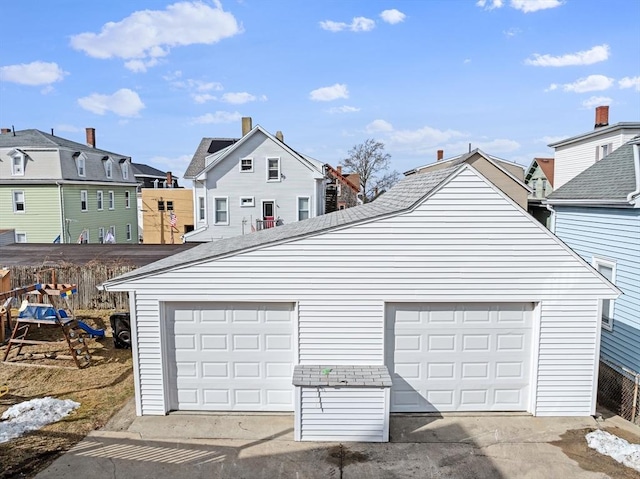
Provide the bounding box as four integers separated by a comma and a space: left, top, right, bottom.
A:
0, 397, 80, 444
586, 429, 640, 472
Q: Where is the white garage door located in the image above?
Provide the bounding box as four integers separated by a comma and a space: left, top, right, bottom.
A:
386, 303, 533, 413
166, 302, 295, 411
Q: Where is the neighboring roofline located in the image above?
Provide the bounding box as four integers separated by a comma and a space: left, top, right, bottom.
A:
0, 179, 137, 186
192, 126, 324, 180
325, 164, 360, 192
548, 122, 640, 148
544, 198, 633, 207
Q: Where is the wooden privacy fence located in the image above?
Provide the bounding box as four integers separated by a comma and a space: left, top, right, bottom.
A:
6, 262, 135, 311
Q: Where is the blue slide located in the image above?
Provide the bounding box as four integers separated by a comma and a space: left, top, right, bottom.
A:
76, 320, 106, 338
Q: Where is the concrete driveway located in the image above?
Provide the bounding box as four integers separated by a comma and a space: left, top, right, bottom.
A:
36, 401, 637, 479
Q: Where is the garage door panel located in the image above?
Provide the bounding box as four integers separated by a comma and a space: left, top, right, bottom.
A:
387, 303, 533, 413
167, 302, 295, 411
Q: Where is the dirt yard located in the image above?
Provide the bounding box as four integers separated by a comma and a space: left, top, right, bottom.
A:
0, 310, 134, 479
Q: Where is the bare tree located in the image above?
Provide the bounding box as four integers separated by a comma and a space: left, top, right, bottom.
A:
343, 139, 399, 203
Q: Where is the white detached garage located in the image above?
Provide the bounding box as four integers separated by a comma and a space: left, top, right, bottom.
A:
102, 163, 619, 441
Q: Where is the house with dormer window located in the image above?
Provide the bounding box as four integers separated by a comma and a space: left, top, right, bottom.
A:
183, 117, 329, 242
0, 127, 138, 243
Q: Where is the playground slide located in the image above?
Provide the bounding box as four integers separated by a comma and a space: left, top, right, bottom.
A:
75, 320, 106, 338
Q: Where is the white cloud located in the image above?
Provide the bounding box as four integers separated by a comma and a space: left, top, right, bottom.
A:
582, 96, 612, 109
464, 59, 472, 64
476, 0, 504, 10
562, 75, 614, 93
77, 88, 145, 117
328, 106, 361, 114
55, 124, 81, 133
0, 61, 67, 86
380, 9, 406, 24
319, 17, 375, 32
365, 119, 394, 133
191, 111, 242, 124
477, 0, 563, 12
310, 83, 349, 101
619, 76, 640, 91
538, 135, 566, 144
544, 83, 558, 92
193, 93, 217, 104
70, 1, 242, 72
525, 44, 609, 67
510, 0, 563, 13
221, 92, 257, 104
503, 27, 522, 37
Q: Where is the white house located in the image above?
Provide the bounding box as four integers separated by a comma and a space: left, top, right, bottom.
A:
183, 118, 326, 242
549, 106, 640, 189
102, 163, 618, 442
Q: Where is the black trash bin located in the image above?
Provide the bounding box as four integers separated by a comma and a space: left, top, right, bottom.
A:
110, 312, 131, 349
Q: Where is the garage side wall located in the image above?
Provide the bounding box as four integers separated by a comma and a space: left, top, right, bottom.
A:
122, 168, 612, 416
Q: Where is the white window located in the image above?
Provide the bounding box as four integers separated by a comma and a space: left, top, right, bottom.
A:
108, 191, 115, 210
125, 191, 131, 208
98, 227, 105, 243
531, 180, 538, 197
541, 179, 548, 196
11, 153, 24, 176
15, 232, 27, 243
240, 196, 255, 207
126, 224, 132, 241
240, 157, 253, 172
79, 230, 89, 244
214, 197, 228, 225
77, 156, 86, 177
108, 225, 116, 242
12, 190, 25, 213
122, 162, 129, 180
97, 191, 103, 210
593, 257, 616, 331
596, 143, 613, 161
105, 160, 113, 179
297, 196, 310, 221
266, 157, 281, 181
198, 197, 205, 221
80, 190, 88, 211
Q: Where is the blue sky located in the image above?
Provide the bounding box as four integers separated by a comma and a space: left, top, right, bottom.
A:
1, 0, 639, 182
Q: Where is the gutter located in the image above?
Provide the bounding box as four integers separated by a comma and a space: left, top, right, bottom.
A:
56, 182, 65, 243
545, 198, 631, 207
627, 143, 640, 205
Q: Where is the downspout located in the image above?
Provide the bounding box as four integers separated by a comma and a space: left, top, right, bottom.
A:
545, 203, 556, 234
626, 143, 640, 206
57, 182, 65, 243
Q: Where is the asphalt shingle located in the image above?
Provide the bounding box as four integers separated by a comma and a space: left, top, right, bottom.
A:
547, 138, 639, 201
105, 165, 461, 285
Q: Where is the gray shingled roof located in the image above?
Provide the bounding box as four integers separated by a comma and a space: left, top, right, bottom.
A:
131, 162, 169, 178
104, 164, 461, 286
547, 138, 639, 201
0, 129, 127, 158
184, 138, 239, 178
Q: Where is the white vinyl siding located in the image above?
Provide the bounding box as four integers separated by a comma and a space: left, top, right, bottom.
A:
297, 387, 388, 442
12, 190, 25, 213
113, 168, 613, 416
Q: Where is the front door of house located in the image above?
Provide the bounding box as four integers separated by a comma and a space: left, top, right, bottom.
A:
263, 201, 275, 219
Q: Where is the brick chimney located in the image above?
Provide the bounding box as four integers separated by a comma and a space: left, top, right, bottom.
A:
1, 128, 11, 134
86, 127, 96, 148
437, 149, 444, 161
594, 106, 609, 129
242, 117, 252, 136
166, 171, 173, 188
337, 165, 342, 176
275, 130, 284, 142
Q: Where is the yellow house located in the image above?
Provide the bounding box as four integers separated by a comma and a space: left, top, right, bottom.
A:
141, 189, 193, 244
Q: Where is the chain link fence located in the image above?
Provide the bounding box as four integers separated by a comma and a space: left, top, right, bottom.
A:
597, 358, 639, 425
